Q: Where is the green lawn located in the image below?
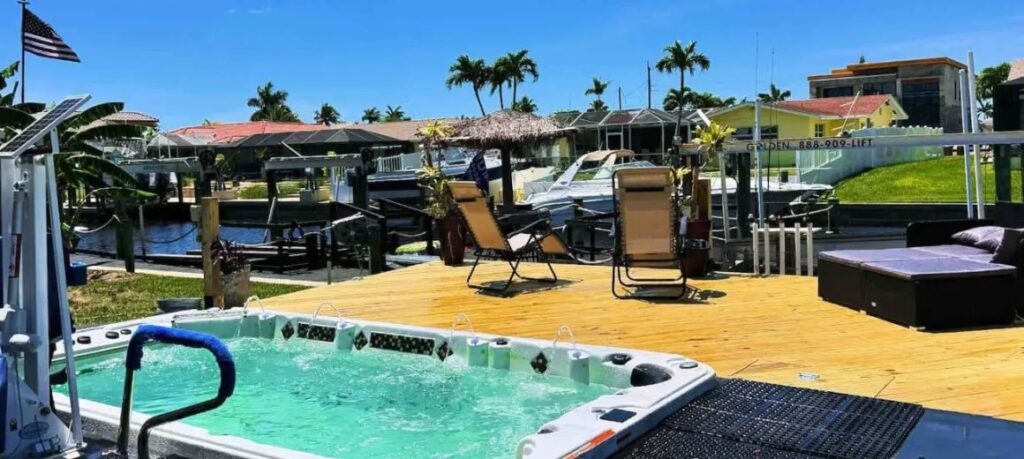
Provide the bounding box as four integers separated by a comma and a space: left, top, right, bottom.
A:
238, 180, 306, 200
835, 156, 1022, 203
69, 271, 309, 327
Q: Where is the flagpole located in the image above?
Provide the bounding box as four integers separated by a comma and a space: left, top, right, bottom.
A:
19, 0, 28, 104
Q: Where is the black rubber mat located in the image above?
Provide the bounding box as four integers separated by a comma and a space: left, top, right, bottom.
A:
621, 378, 924, 459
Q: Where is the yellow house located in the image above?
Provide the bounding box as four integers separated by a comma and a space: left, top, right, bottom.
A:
708, 94, 908, 140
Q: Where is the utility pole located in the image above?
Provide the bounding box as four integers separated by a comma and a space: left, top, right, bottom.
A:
618, 87, 622, 110
646, 61, 652, 109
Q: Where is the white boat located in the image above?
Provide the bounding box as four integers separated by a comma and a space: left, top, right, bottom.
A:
521, 149, 832, 227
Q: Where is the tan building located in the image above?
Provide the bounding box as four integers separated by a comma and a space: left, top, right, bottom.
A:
808, 57, 966, 132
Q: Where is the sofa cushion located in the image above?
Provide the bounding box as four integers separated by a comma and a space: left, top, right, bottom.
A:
976, 228, 1007, 252
991, 228, 1024, 265
951, 226, 1002, 247
910, 244, 991, 258
819, 248, 943, 268
862, 258, 1016, 281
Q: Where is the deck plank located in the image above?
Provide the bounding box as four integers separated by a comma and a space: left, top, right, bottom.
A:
260, 261, 1024, 421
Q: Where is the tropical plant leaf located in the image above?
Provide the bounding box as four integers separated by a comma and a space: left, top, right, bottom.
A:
0, 107, 35, 130
59, 102, 124, 133
63, 124, 146, 153
11, 102, 45, 114
0, 61, 17, 80
89, 186, 157, 204
63, 153, 141, 188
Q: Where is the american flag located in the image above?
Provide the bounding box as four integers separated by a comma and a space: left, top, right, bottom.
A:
22, 8, 80, 62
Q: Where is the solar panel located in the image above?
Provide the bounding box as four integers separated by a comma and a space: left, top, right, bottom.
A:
0, 95, 91, 158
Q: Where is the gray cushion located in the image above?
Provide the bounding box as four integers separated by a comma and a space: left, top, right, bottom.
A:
975, 228, 1006, 252
862, 258, 1016, 281
961, 254, 1006, 264
819, 248, 943, 268
911, 244, 991, 258
951, 226, 1002, 246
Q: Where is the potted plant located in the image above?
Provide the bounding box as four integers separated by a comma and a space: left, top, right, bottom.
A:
686, 121, 736, 277
418, 166, 465, 265
211, 240, 251, 308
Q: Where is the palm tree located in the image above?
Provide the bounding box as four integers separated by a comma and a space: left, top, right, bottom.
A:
512, 96, 538, 113
384, 105, 410, 122
446, 55, 490, 116
656, 40, 711, 140
588, 99, 609, 112
663, 87, 692, 111
758, 83, 791, 103
489, 56, 512, 110
503, 49, 539, 107
314, 103, 340, 126
247, 82, 299, 122
584, 77, 610, 103
362, 107, 381, 124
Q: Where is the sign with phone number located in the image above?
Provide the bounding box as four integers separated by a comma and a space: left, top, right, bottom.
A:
743, 138, 875, 152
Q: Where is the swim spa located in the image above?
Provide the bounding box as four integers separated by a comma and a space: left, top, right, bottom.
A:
54, 309, 715, 458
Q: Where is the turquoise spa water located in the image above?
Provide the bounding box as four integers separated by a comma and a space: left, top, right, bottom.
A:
57, 337, 614, 458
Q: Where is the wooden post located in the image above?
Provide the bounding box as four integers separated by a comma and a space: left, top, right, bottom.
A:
115, 217, 135, 273
367, 220, 385, 274
200, 197, 223, 309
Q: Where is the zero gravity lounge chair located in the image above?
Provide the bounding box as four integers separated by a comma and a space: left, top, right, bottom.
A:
448, 181, 568, 296
611, 167, 688, 299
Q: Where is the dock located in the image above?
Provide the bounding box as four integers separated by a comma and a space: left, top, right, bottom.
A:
262, 260, 1024, 421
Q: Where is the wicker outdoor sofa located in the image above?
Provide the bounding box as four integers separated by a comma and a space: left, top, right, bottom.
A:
818, 219, 1023, 329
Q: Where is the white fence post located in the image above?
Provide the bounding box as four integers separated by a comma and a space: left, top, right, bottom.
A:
794, 222, 802, 276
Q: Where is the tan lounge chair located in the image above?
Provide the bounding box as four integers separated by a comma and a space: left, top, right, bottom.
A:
611, 167, 687, 299
448, 181, 568, 295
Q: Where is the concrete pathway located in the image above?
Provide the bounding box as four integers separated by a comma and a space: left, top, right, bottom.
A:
72, 253, 367, 287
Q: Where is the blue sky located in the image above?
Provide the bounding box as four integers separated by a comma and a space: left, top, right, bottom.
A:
2, 0, 1022, 130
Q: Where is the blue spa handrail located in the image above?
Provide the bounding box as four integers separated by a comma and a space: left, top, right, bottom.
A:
116, 325, 236, 459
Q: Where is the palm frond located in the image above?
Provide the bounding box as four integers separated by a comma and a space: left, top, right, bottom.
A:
62, 153, 141, 188
60, 102, 125, 133
11, 102, 45, 114
0, 107, 35, 130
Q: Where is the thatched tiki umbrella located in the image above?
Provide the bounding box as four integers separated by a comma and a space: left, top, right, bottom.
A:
452, 110, 572, 213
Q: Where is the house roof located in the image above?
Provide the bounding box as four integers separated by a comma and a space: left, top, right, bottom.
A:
710, 95, 908, 121
1005, 60, 1024, 85
337, 119, 458, 143
808, 57, 967, 81
101, 111, 159, 125
565, 108, 703, 128
168, 121, 332, 144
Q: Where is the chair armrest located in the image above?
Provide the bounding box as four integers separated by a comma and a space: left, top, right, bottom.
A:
508, 218, 550, 237
906, 219, 994, 247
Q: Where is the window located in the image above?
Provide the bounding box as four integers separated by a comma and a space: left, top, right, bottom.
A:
862, 81, 896, 96
901, 80, 941, 127
822, 86, 854, 97
732, 125, 779, 140
814, 124, 824, 137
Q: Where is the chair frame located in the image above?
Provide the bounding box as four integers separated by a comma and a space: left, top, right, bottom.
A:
610, 168, 688, 299
449, 182, 562, 296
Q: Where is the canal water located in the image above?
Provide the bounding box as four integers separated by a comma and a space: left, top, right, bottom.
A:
75, 221, 320, 255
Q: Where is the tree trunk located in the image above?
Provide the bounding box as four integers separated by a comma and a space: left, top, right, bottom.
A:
473, 89, 486, 116
498, 86, 505, 110
675, 73, 685, 140
511, 81, 518, 108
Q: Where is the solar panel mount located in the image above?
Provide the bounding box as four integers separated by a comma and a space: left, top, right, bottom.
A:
0, 95, 91, 158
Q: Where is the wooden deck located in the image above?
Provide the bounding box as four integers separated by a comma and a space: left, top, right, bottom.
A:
261, 261, 1024, 421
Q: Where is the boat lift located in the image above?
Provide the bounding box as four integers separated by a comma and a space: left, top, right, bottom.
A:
717, 130, 1024, 239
